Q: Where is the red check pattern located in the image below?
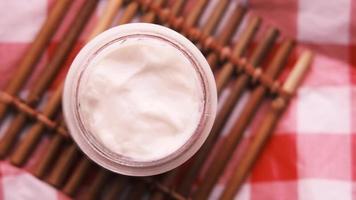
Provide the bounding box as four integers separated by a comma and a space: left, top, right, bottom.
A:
0, 0, 355, 199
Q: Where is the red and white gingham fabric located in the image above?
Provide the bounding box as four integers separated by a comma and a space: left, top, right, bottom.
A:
0, 0, 355, 199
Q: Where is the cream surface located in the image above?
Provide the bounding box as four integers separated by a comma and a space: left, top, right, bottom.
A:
78, 37, 204, 161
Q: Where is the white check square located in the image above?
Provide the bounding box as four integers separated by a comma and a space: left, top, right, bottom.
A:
298, 0, 351, 44
297, 86, 351, 134
298, 179, 352, 200
0, 0, 47, 42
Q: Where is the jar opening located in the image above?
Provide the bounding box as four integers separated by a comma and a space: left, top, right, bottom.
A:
74, 34, 208, 167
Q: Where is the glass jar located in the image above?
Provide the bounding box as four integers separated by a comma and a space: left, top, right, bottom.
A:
62, 23, 217, 176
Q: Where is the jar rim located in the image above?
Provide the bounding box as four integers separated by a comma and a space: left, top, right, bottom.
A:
63, 23, 217, 176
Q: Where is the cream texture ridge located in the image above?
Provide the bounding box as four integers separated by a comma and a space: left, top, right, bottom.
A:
77, 36, 204, 161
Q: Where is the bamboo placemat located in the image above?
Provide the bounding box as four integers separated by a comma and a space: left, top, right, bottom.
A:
0, 0, 313, 199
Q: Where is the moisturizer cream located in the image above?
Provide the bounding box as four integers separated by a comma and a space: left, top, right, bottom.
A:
63, 23, 217, 176
79, 37, 203, 161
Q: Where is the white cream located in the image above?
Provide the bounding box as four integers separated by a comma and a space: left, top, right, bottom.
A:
78, 37, 204, 162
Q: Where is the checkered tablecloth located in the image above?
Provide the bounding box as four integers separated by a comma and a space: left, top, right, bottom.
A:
0, 0, 355, 199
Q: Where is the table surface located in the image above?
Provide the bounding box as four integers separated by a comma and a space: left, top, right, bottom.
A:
0, 0, 355, 200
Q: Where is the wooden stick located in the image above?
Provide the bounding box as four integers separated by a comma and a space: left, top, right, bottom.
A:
10, 84, 63, 166
105, 176, 126, 200
10, 0, 123, 167
89, 0, 123, 39
282, 52, 313, 93
23, 0, 121, 182
192, 27, 280, 200
0, 0, 98, 158
106, 2, 190, 198
78, 0, 152, 193
201, 0, 230, 35
216, 5, 246, 48
127, 173, 147, 199
136, 0, 291, 98
150, 173, 177, 200
126, 180, 148, 200
207, 5, 246, 70
56, 150, 91, 196
59, 0, 149, 194
0, 0, 73, 122
118, 2, 139, 25
143, 0, 205, 30
47, 143, 79, 187
33, 128, 65, 178
40, 1, 141, 194
178, 27, 280, 197
141, 0, 165, 23
170, 0, 185, 17
163, 0, 186, 28
184, 0, 208, 27
81, 168, 111, 200
144, 177, 186, 200
219, 51, 313, 200
150, 10, 254, 200
63, 157, 92, 196
148, 2, 228, 199
99, 1, 205, 197
215, 16, 261, 95
193, 0, 230, 51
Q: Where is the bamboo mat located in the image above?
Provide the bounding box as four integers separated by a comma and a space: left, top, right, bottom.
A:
0, 0, 313, 199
